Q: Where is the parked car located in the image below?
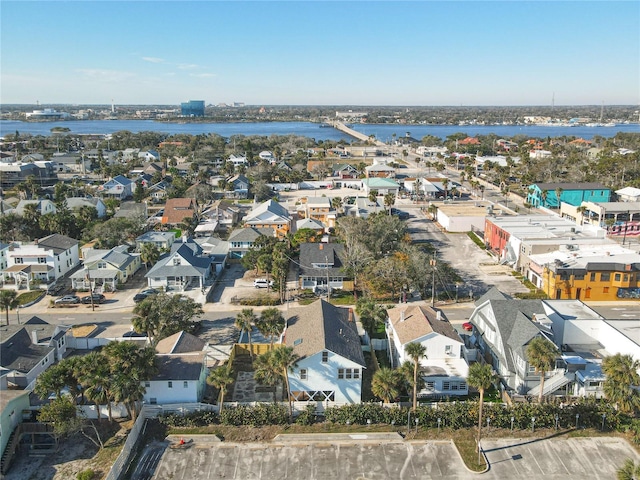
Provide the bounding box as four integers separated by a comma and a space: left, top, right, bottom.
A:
55, 295, 80, 305
462, 322, 473, 332
254, 279, 274, 288
81, 293, 106, 304
134, 288, 159, 303
47, 284, 64, 296
391, 208, 410, 220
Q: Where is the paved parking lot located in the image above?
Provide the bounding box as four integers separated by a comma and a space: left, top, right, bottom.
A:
136, 434, 639, 480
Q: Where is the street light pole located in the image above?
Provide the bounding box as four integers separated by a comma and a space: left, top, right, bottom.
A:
85, 267, 95, 312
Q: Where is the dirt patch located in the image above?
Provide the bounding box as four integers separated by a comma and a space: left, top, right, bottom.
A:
71, 324, 98, 337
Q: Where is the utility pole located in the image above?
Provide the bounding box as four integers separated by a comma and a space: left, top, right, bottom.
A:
430, 255, 437, 307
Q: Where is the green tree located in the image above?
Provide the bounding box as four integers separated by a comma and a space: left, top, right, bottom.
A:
617, 458, 640, 480
383, 193, 395, 214
0, 290, 19, 325
79, 352, 112, 422
235, 308, 257, 359
140, 243, 160, 271
34, 362, 69, 401
256, 308, 285, 349
38, 396, 104, 449
526, 336, 558, 403
355, 299, 387, 337
207, 364, 235, 415
271, 346, 299, 420
253, 350, 280, 403
371, 367, 402, 403
132, 293, 203, 344
405, 342, 427, 412
467, 363, 495, 461
602, 353, 640, 414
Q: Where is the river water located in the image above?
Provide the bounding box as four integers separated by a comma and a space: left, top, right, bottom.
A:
1, 119, 638, 141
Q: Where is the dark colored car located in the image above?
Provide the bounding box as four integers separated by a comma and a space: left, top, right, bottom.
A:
133, 288, 159, 303
81, 293, 106, 304
55, 295, 80, 305
391, 208, 410, 220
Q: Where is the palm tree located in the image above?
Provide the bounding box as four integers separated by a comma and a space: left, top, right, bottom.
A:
257, 308, 285, 349
371, 367, 401, 403
602, 353, 640, 414
271, 346, 299, 420
526, 336, 558, 403
207, 364, 235, 414
384, 193, 395, 214
0, 290, 19, 325
235, 308, 257, 359
467, 363, 495, 462
405, 342, 426, 411
368, 190, 379, 212
253, 350, 280, 403
617, 458, 640, 480
80, 352, 111, 422
140, 243, 160, 271
331, 196, 343, 213
554, 187, 564, 209
441, 178, 449, 199
576, 205, 588, 225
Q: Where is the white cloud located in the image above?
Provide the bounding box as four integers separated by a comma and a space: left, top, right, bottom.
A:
190, 73, 216, 78
142, 57, 165, 63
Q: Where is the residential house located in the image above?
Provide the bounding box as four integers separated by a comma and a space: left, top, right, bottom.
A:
228, 227, 274, 259
467, 288, 562, 396
0, 317, 72, 389
295, 218, 325, 236
527, 182, 610, 209
360, 178, 400, 196
298, 197, 335, 229
386, 305, 468, 397
143, 162, 164, 176
145, 238, 215, 291
227, 154, 248, 168
243, 199, 291, 238
208, 200, 240, 232
616, 186, 640, 203
0, 389, 31, 474
143, 331, 208, 405
162, 197, 197, 226
122, 148, 140, 162
365, 164, 396, 178
343, 196, 384, 219
259, 151, 275, 162
148, 181, 170, 202
138, 150, 160, 162
332, 163, 359, 179
284, 300, 366, 404
50, 152, 87, 173
136, 231, 177, 252
65, 197, 107, 218
227, 174, 250, 199
14, 199, 57, 217
0, 161, 57, 189
0, 243, 9, 273
194, 236, 229, 276
4, 234, 79, 288
71, 245, 141, 292
98, 175, 134, 200
113, 201, 148, 220
298, 243, 351, 292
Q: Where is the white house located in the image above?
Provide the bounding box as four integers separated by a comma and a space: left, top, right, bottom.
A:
14, 199, 57, 217
228, 227, 274, 259
65, 197, 107, 218
284, 300, 365, 404
98, 175, 134, 200
145, 238, 215, 291
143, 331, 208, 405
4, 234, 80, 288
386, 304, 468, 397
227, 154, 248, 168
616, 186, 640, 203
0, 317, 72, 389
243, 199, 291, 238
135, 231, 177, 252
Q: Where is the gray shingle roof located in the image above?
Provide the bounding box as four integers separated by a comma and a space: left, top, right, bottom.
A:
155, 331, 206, 354
153, 354, 205, 381
284, 300, 365, 366
298, 243, 345, 277
0, 327, 53, 373
228, 227, 274, 242
36, 234, 78, 254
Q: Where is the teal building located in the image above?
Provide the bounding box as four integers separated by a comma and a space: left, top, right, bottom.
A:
527, 182, 610, 208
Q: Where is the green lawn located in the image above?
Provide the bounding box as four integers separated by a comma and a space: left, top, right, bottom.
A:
16, 290, 45, 306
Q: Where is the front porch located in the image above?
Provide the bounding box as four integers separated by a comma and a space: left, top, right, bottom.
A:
3, 264, 55, 290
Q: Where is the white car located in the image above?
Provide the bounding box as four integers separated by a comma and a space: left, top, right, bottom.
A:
254, 279, 274, 288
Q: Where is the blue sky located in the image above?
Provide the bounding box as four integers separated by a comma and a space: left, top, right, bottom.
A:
1, 1, 638, 106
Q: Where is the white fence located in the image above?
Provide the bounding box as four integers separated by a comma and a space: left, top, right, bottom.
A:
78, 403, 128, 420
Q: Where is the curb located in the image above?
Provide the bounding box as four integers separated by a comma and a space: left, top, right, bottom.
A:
450, 439, 490, 475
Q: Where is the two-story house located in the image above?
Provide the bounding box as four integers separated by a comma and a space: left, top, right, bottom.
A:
65, 197, 107, 219
14, 199, 57, 217
228, 227, 274, 259
243, 199, 291, 239
527, 182, 610, 209
135, 231, 177, 252
227, 174, 250, 199
386, 305, 468, 397
298, 243, 350, 293
161, 197, 197, 226
70, 245, 141, 292
284, 300, 365, 404
143, 331, 208, 405
298, 197, 335, 229
145, 238, 215, 291
98, 175, 135, 200
4, 234, 80, 288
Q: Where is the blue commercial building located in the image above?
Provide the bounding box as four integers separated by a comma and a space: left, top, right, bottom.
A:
527, 182, 610, 208
181, 100, 205, 117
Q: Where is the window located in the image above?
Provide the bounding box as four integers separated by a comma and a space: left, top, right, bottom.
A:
528, 365, 537, 374
345, 369, 352, 379
98, 262, 107, 269
615, 273, 621, 281
459, 382, 467, 391
603, 287, 609, 293
451, 383, 459, 391
354, 369, 360, 379
15, 258, 23, 264
145, 381, 150, 387
338, 369, 344, 379
445, 345, 452, 355
425, 381, 435, 391
38, 257, 47, 264
590, 272, 596, 281
183, 381, 188, 388
150, 398, 157, 405
442, 381, 451, 390
173, 257, 181, 266
300, 369, 307, 380
322, 351, 328, 363
168, 381, 173, 388
574, 274, 585, 280
601, 272, 610, 281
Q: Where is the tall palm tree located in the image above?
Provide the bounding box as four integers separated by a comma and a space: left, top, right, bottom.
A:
0, 290, 19, 325
207, 364, 235, 414
602, 353, 640, 414
271, 346, 299, 421
405, 342, 426, 411
253, 350, 280, 403
526, 336, 558, 403
257, 308, 285, 349
467, 362, 495, 462
331, 196, 343, 213
441, 178, 449, 199
140, 243, 160, 271
80, 352, 111, 422
371, 367, 401, 403
384, 193, 395, 214
235, 308, 257, 359
554, 187, 564, 209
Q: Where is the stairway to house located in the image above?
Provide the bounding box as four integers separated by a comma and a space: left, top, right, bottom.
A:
528, 370, 574, 397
